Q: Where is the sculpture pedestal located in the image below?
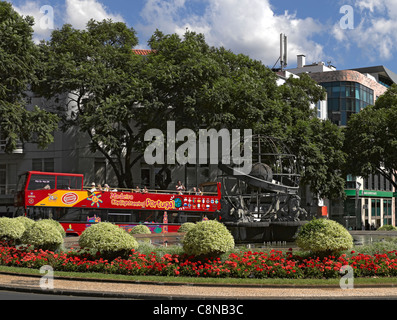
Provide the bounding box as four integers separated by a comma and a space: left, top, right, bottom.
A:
224, 221, 308, 244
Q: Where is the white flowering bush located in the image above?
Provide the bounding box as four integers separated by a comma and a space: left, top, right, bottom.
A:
129, 224, 151, 235
0, 217, 25, 244
41, 219, 66, 237
296, 218, 353, 256
377, 225, 397, 231
21, 220, 64, 252
79, 222, 139, 260
14, 216, 35, 230
182, 220, 235, 257
178, 222, 195, 233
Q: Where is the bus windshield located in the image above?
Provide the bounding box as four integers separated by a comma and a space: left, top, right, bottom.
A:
28, 174, 56, 190
16, 173, 28, 192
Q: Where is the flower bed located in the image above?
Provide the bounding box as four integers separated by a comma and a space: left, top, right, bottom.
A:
2, 242, 397, 279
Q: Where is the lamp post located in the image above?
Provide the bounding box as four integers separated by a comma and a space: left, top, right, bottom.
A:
355, 181, 362, 230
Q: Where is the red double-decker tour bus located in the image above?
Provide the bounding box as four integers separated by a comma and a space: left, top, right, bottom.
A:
14, 171, 222, 236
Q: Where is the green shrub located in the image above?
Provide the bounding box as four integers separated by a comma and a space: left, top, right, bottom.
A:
182, 220, 235, 257
377, 225, 397, 231
40, 219, 66, 237
129, 224, 151, 235
178, 222, 195, 233
14, 216, 35, 230
355, 239, 397, 256
79, 222, 139, 260
21, 220, 64, 252
296, 218, 353, 256
0, 217, 26, 244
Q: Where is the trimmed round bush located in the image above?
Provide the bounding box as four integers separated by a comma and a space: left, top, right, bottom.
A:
0, 217, 26, 244
41, 219, 66, 237
79, 222, 139, 260
377, 225, 397, 231
129, 224, 151, 235
14, 216, 35, 230
21, 220, 64, 251
182, 220, 235, 257
296, 218, 353, 256
178, 222, 195, 233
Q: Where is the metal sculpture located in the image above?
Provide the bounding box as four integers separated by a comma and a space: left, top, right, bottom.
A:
218, 135, 312, 223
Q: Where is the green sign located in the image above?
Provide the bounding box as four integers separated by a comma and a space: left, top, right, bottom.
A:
345, 189, 394, 198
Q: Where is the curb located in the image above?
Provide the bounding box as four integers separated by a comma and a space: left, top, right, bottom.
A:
0, 283, 218, 300
1, 270, 397, 290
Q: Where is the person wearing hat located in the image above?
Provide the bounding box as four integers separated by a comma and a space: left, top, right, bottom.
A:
90, 182, 96, 193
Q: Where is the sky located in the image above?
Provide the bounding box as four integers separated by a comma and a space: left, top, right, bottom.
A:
8, 0, 397, 72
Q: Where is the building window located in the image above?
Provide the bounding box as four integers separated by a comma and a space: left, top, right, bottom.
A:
94, 158, 106, 185
364, 199, 368, 217
141, 168, 151, 187
321, 81, 374, 126
32, 158, 54, 172
371, 175, 375, 190
383, 199, 392, 225
0, 164, 5, 195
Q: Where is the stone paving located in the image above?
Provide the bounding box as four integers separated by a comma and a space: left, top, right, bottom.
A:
1, 272, 397, 300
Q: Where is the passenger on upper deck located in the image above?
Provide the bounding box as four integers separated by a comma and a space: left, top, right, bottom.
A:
191, 187, 203, 195
176, 180, 185, 194
89, 182, 96, 193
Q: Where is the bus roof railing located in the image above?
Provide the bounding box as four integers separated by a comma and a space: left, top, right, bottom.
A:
82, 186, 218, 196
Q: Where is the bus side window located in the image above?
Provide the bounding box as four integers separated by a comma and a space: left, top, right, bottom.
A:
57, 176, 81, 190
108, 210, 133, 223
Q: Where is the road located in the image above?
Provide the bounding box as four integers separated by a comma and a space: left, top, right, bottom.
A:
1, 272, 397, 300
0, 290, 114, 300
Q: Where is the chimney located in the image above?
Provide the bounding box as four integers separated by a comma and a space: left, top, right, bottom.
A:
297, 55, 306, 68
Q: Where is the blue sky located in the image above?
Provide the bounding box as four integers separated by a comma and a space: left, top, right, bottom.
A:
9, 0, 397, 73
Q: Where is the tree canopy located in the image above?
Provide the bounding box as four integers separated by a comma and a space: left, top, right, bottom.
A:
0, 1, 58, 152
344, 84, 397, 189
34, 20, 346, 199
37, 19, 145, 187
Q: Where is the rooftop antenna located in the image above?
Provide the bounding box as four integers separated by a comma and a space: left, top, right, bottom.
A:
272, 33, 288, 71
280, 33, 288, 71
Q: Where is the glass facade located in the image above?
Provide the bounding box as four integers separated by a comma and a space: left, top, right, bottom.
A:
320, 81, 374, 126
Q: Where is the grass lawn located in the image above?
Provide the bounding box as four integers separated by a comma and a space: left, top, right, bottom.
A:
1, 264, 396, 287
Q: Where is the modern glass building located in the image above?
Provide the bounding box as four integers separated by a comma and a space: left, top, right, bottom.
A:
288, 59, 397, 229
321, 81, 374, 126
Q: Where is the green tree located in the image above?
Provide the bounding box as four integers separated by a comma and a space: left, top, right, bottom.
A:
344, 84, 397, 189
278, 73, 346, 199
37, 19, 147, 188
146, 30, 282, 134
291, 117, 347, 200
0, 2, 58, 152
40, 25, 346, 198
147, 32, 346, 199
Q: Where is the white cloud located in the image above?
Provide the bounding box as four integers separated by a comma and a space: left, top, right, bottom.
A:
13, 1, 54, 42
64, 0, 124, 29
13, 0, 125, 42
138, 0, 327, 67
333, 0, 397, 61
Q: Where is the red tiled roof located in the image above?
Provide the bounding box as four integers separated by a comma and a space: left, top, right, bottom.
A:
132, 49, 153, 56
